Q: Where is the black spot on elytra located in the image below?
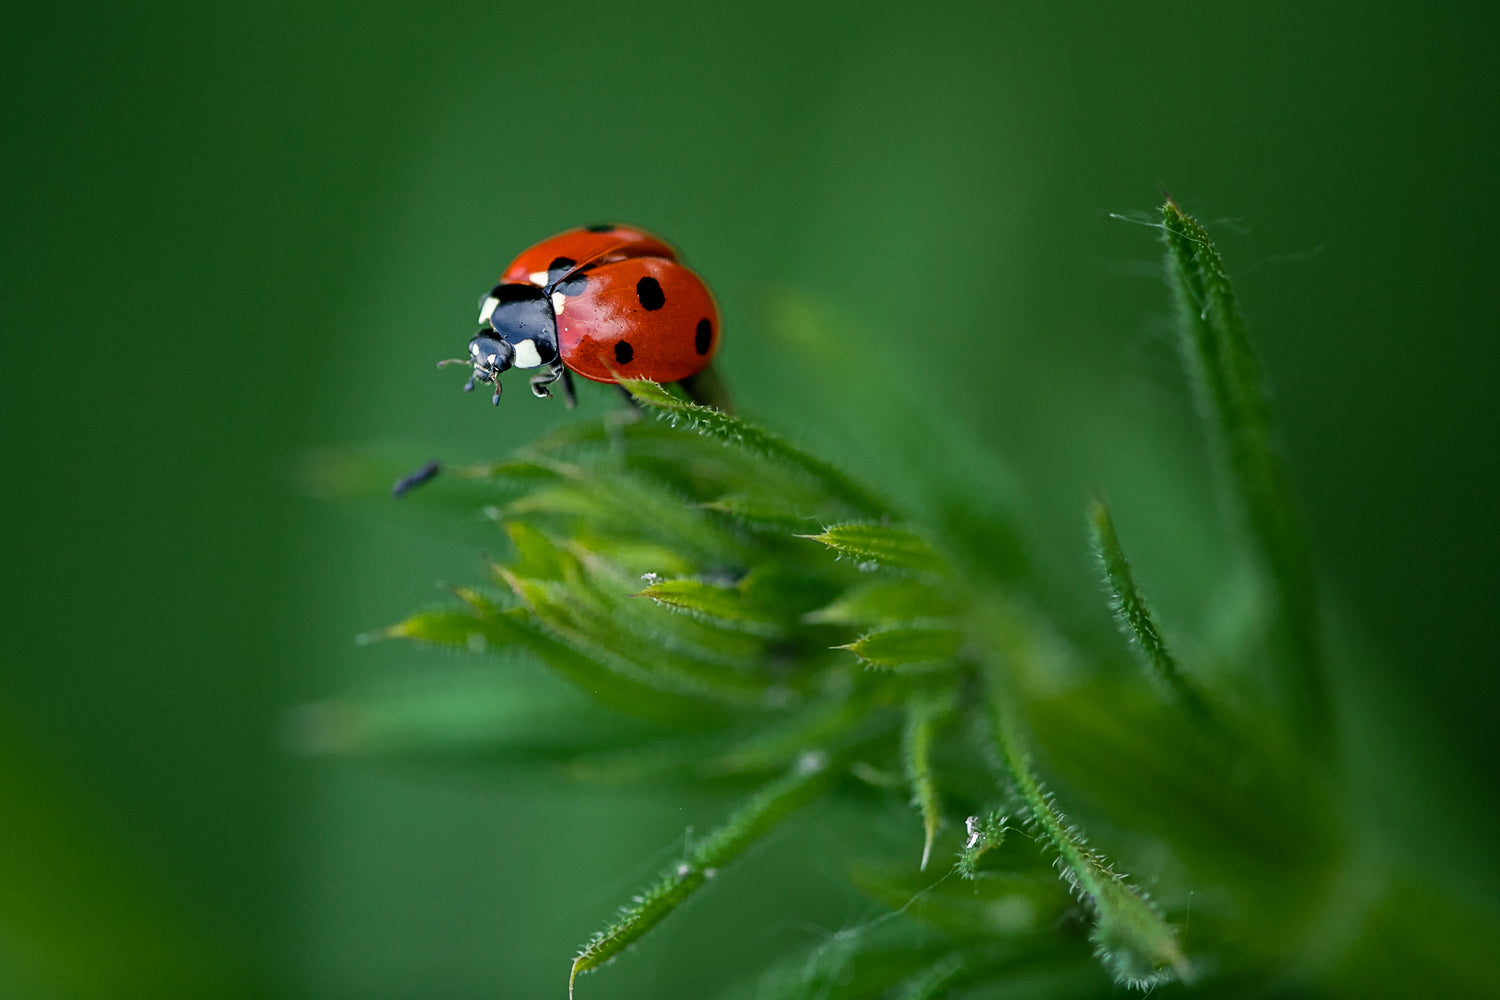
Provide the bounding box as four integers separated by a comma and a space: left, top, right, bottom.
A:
557, 272, 588, 297
694, 318, 712, 355
614, 340, 634, 364
586, 223, 616, 233
636, 276, 665, 310
546, 256, 576, 285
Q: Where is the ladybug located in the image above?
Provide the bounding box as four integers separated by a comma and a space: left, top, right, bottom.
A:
441, 224, 721, 408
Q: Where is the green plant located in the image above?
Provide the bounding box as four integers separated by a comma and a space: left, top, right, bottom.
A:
314, 200, 1499, 998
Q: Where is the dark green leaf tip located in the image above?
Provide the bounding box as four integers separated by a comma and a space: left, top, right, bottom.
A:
1160, 199, 1326, 743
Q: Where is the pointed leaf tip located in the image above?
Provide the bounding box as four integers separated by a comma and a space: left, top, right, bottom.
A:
798, 523, 945, 573
903, 696, 950, 871
838, 626, 962, 670
635, 578, 784, 636
568, 758, 836, 991
1088, 497, 1209, 720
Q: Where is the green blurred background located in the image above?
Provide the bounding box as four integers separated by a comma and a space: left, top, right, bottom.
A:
4, 3, 1497, 997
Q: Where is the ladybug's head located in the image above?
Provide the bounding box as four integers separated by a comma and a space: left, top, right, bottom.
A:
436, 330, 514, 405
467, 331, 517, 402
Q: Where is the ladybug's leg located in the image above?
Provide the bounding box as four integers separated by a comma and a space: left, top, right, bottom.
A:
529, 362, 565, 401
560, 368, 577, 410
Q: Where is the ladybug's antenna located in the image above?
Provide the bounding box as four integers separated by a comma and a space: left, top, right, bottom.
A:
437, 356, 476, 394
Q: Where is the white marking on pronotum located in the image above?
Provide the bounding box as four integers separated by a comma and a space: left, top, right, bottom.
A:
551, 291, 566, 314
512, 339, 543, 369
529, 270, 549, 286
478, 296, 499, 323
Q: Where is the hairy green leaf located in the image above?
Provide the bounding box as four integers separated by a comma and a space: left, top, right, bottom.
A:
1087, 497, 1210, 721
570, 753, 837, 995
502, 521, 580, 582
635, 577, 785, 635
984, 680, 1189, 988
502, 465, 745, 566
701, 491, 827, 532
798, 522, 946, 573
1161, 197, 1324, 738
903, 695, 951, 869
620, 377, 890, 518
501, 569, 768, 708
376, 605, 713, 721
839, 626, 962, 670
